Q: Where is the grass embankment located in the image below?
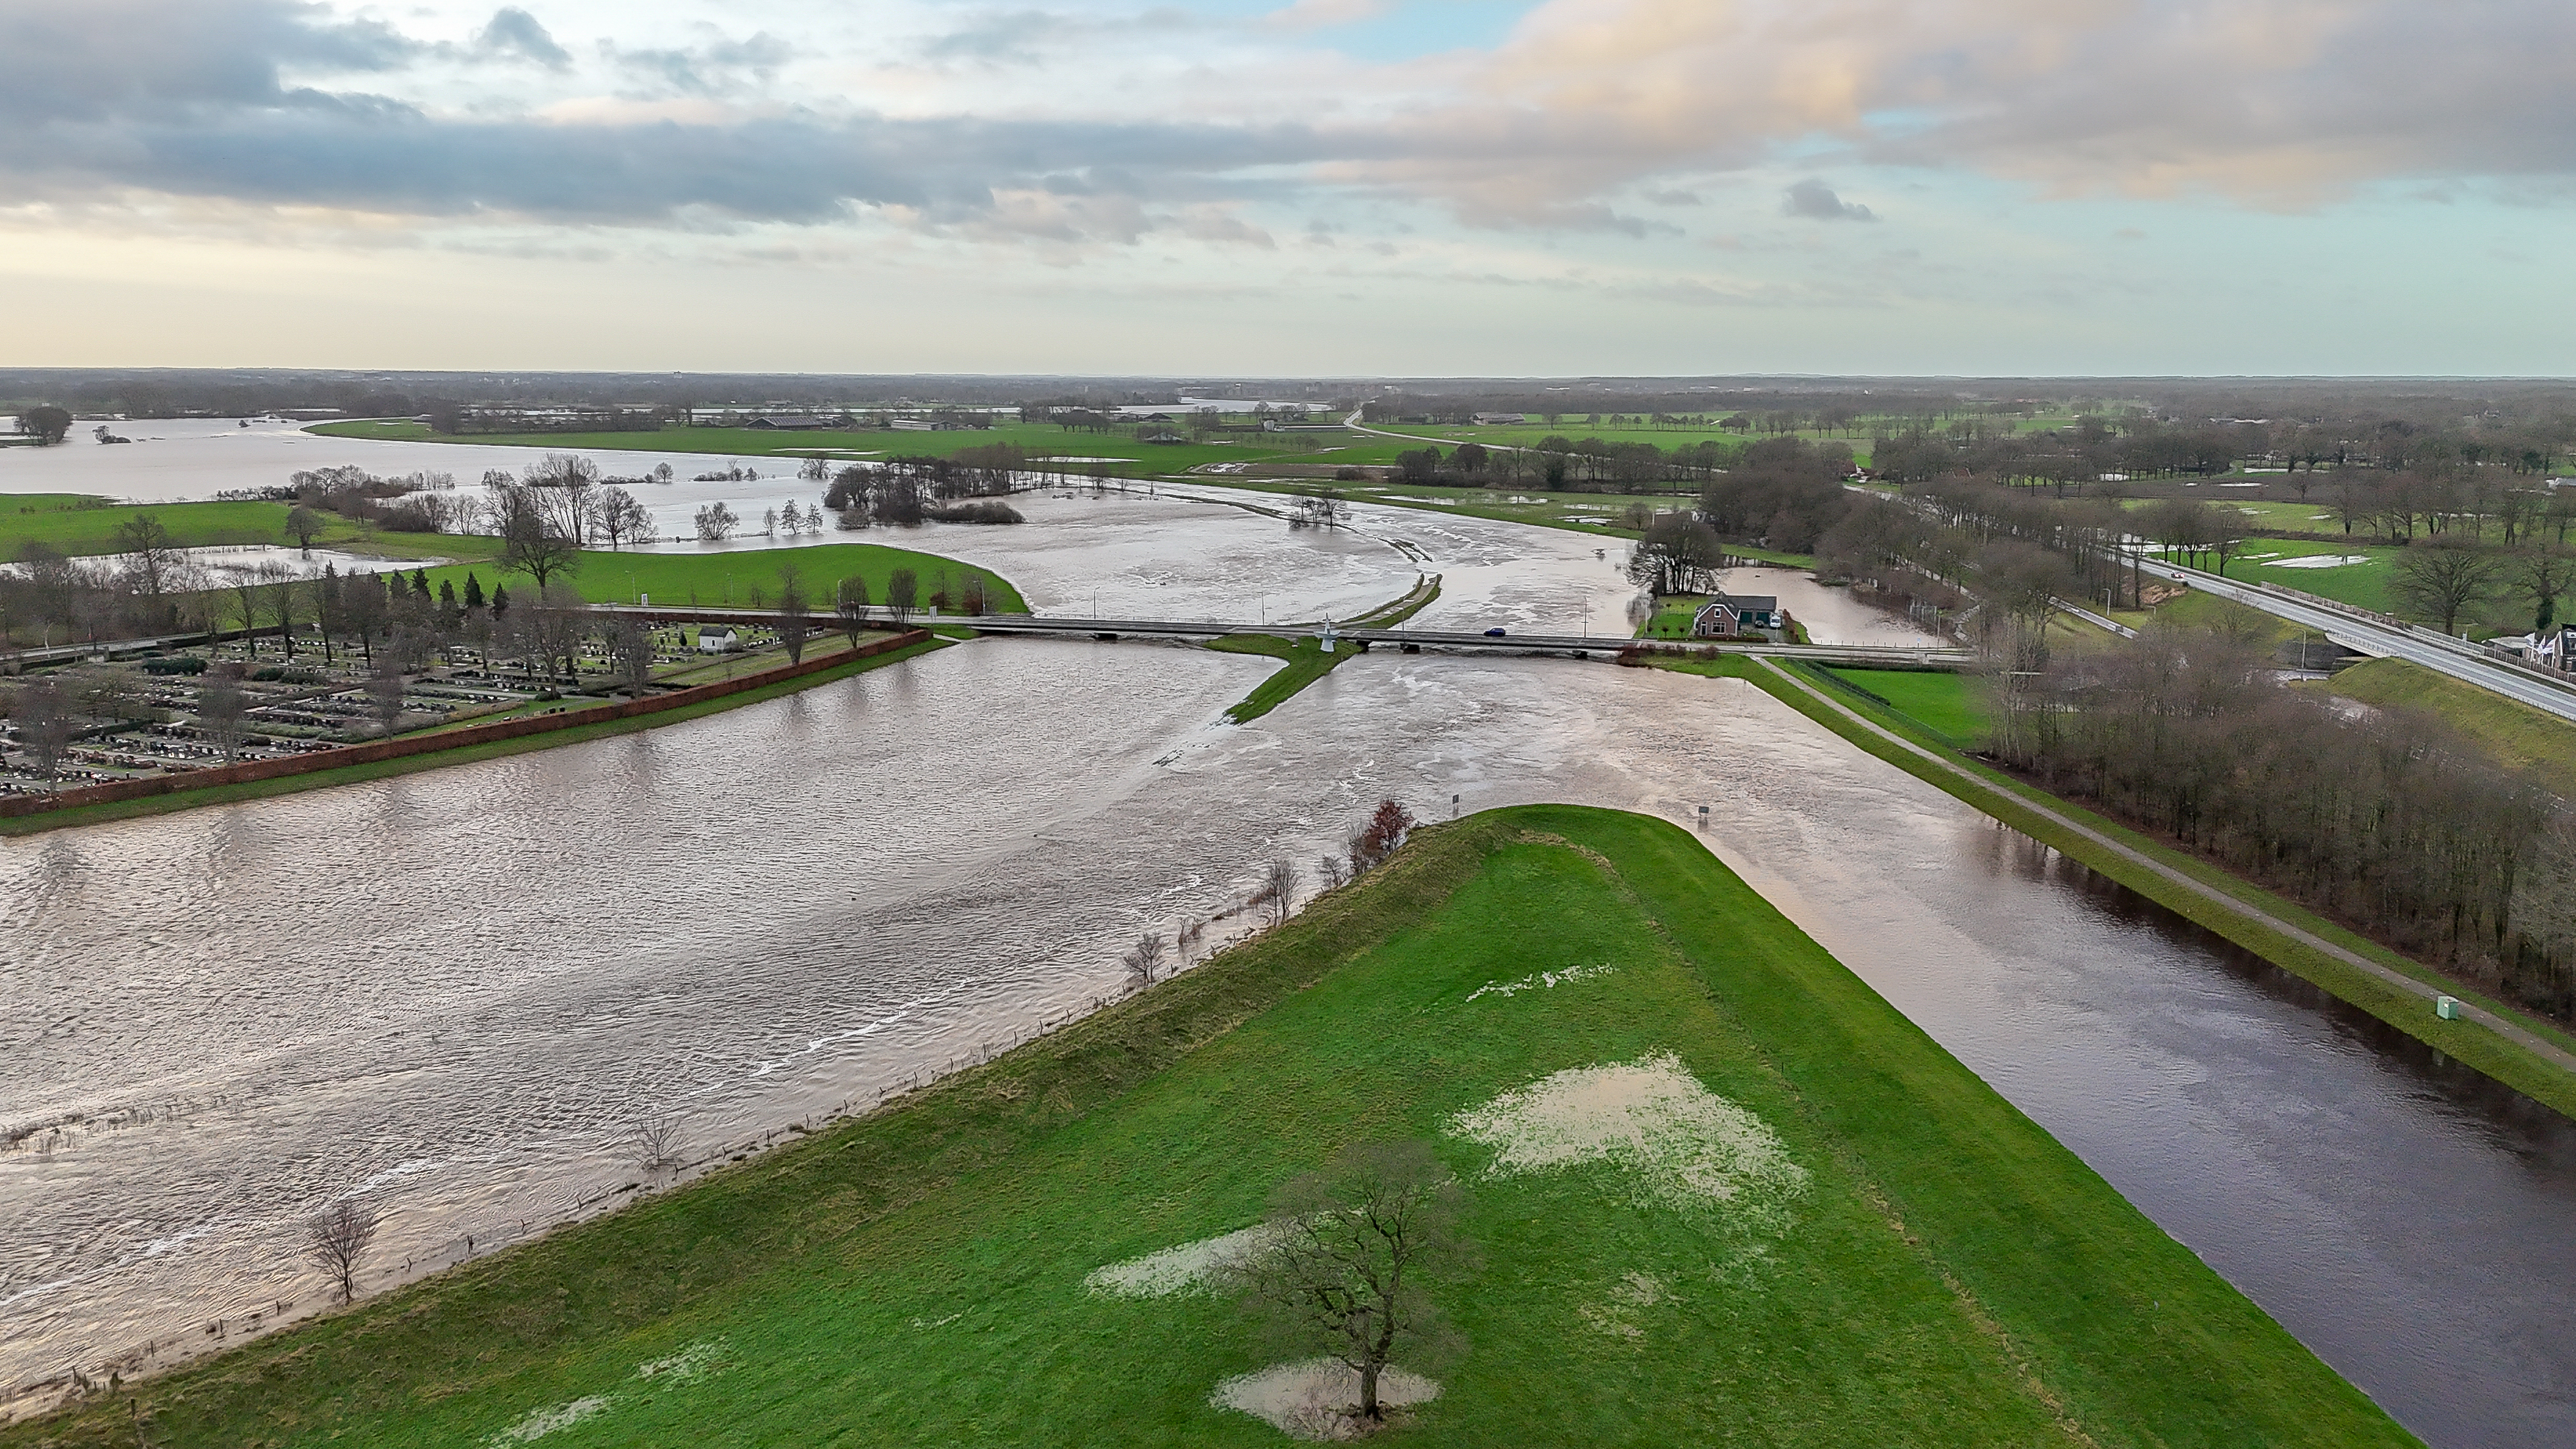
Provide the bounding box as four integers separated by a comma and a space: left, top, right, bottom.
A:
0, 638, 948, 838
0, 493, 492, 563
1206, 577, 1441, 723
1649, 654, 2576, 1120
1818, 667, 1992, 750
6, 807, 2410, 1448
2325, 657, 2576, 776
406, 544, 1027, 614
1206, 635, 1343, 723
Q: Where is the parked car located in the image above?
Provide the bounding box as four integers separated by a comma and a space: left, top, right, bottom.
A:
1483, 628, 1508, 638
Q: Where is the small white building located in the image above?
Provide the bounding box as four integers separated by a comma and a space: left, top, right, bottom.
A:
696, 625, 740, 653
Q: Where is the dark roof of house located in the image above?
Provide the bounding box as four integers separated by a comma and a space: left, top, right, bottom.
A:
748, 415, 841, 429
1715, 594, 1778, 612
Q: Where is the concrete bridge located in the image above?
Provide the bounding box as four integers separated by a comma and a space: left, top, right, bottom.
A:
596, 604, 1978, 670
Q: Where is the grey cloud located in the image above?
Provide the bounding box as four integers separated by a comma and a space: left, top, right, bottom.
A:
918, 7, 1196, 66
0, 0, 416, 128
610, 33, 792, 95
476, 8, 571, 70
1782, 179, 1874, 222
922, 11, 1070, 63
0, 0, 1329, 241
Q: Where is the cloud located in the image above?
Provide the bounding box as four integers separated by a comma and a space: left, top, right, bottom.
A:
1264, 0, 1395, 31
1427, 0, 2576, 208
476, 8, 571, 70
1782, 178, 1872, 222
610, 33, 792, 95
10, 0, 2576, 258
0, 0, 416, 129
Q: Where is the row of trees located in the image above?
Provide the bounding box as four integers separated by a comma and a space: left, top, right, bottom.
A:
1995, 623, 2576, 1021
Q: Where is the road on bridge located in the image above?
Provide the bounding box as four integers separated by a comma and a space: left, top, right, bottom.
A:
2134, 558, 2576, 724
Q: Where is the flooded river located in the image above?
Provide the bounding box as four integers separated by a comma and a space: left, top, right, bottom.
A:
0, 425, 2560, 1445
3, 644, 2571, 1446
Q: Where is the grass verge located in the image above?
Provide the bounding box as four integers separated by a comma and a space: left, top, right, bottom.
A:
4, 806, 2410, 1448
0, 638, 948, 837
1644, 654, 2576, 1119
2322, 656, 2576, 776
1206, 634, 1347, 723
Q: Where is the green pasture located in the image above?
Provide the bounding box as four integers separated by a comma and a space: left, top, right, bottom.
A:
7, 807, 2410, 1449
0, 492, 492, 563
1821, 667, 1993, 749
395, 543, 1026, 615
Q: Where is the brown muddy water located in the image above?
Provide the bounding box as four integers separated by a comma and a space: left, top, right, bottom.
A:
3, 644, 2569, 1447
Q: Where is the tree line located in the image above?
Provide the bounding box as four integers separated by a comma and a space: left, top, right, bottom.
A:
1993, 621, 2576, 1022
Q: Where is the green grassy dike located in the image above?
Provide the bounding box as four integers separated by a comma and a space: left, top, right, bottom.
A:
1652, 654, 2576, 1120
1206, 575, 1442, 723
7, 807, 2410, 1448
0, 638, 949, 838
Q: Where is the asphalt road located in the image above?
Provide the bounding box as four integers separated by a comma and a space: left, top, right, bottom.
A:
2135, 558, 2576, 723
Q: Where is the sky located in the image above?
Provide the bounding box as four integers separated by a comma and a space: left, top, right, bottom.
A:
1, 0, 2572, 376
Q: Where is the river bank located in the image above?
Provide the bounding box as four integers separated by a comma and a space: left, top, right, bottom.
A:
1649, 651, 2576, 1121
0, 807, 2413, 1448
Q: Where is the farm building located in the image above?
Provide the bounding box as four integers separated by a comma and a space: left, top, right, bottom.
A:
1691, 592, 1784, 636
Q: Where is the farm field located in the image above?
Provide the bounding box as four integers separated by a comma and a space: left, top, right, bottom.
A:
1821, 667, 1992, 749
0, 492, 493, 563
0, 806, 2408, 1449
403, 542, 1027, 615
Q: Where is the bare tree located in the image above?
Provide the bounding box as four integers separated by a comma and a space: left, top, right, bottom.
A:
611, 616, 657, 695
634, 1117, 682, 1172
777, 569, 811, 664
8, 680, 78, 782
261, 573, 301, 659
885, 567, 918, 621
835, 576, 871, 648
1121, 932, 1168, 993
1348, 799, 1417, 877
196, 664, 249, 760
369, 664, 406, 736
303, 1199, 382, 1304
1229, 1141, 1466, 1427
114, 513, 183, 596
522, 453, 603, 543
1317, 854, 1348, 891
1254, 857, 1303, 929
2393, 537, 2503, 636
2513, 545, 2576, 636
283, 507, 325, 555
692, 501, 739, 542
494, 484, 583, 592
595, 487, 654, 549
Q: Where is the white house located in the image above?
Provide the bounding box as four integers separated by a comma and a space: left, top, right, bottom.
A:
696, 625, 740, 653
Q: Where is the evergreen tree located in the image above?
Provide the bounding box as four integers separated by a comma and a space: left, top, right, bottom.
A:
491, 585, 510, 617
411, 568, 431, 597
464, 572, 485, 610
439, 579, 458, 613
